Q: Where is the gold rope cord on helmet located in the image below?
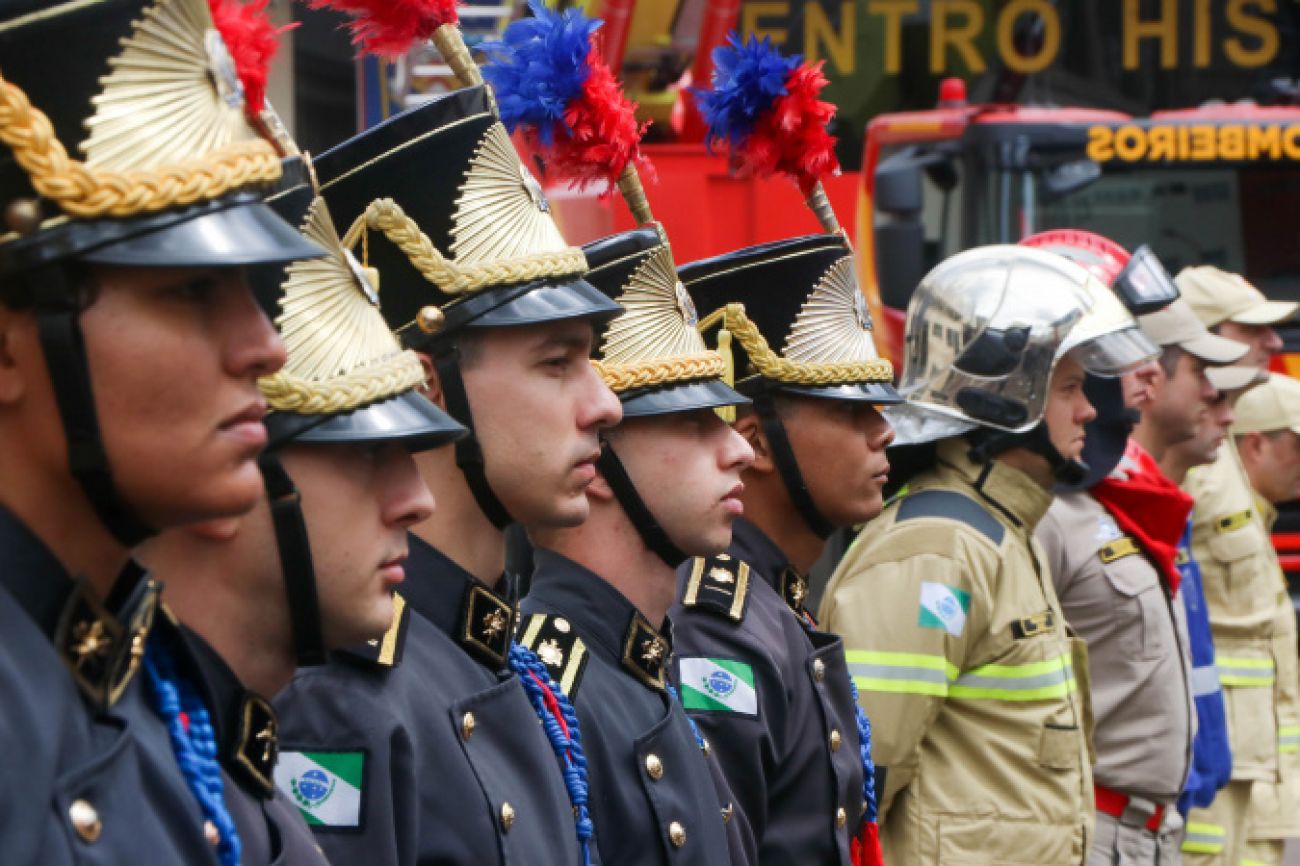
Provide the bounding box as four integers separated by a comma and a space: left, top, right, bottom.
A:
592, 352, 727, 393
260, 352, 426, 415
342, 197, 587, 296
698, 303, 894, 384
0, 74, 281, 221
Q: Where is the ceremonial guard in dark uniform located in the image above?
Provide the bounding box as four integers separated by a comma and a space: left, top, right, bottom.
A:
140, 152, 466, 865
0, 0, 321, 862
670, 231, 900, 866
519, 218, 754, 866
272, 78, 625, 866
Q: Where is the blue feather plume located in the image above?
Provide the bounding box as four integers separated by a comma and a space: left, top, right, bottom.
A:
696, 33, 799, 147
481, 0, 601, 146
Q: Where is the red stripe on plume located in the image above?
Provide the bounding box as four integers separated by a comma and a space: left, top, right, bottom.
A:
208, 0, 294, 117
525, 46, 654, 192
733, 61, 838, 195
307, 0, 461, 59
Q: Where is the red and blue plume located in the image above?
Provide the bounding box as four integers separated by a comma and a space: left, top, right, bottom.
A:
209, 0, 293, 117
481, 0, 651, 191
697, 33, 839, 195
305, 0, 461, 59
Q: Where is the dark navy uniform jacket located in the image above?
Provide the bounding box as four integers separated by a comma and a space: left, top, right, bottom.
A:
150, 619, 330, 866
669, 518, 865, 866
0, 506, 219, 866
519, 549, 734, 866
273, 534, 587, 866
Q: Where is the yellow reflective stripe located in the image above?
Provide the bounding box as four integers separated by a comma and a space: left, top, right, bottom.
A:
1279, 724, 1300, 753
846, 650, 957, 697
1218, 655, 1277, 687
1181, 821, 1225, 854
1241, 860, 1272, 866
949, 653, 1077, 701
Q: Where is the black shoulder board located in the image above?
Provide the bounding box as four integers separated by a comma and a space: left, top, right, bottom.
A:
896, 489, 1005, 546
681, 554, 751, 622
340, 593, 411, 668
518, 613, 589, 700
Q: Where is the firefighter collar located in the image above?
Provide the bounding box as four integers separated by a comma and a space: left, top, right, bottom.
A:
938, 438, 1054, 533
727, 518, 814, 619
0, 506, 160, 714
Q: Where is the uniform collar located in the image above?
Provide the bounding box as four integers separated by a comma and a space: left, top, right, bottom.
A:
360, 533, 514, 672
935, 438, 1054, 532
163, 618, 279, 799
1254, 493, 1278, 531
729, 518, 813, 619
530, 548, 673, 692
0, 505, 160, 713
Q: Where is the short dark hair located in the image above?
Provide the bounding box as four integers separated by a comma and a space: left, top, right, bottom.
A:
1158, 345, 1184, 378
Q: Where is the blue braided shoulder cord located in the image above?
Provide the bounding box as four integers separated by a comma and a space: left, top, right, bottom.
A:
508, 643, 594, 866
664, 683, 707, 750
849, 681, 878, 825
143, 639, 242, 866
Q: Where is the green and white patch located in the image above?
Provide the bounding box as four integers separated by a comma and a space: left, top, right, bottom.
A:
274, 750, 364, 829
679, 657, 757, 715
918, 581, 971, 637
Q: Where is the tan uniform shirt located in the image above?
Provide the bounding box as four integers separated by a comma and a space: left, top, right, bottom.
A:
1184, 441, 1281, 784
1245, 496, 1300, 840
1037, 491, 1194, 803
820, 440, 1093, 866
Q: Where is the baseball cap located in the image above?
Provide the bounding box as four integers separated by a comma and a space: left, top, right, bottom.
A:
1206, 365, 1269, 395
1137, 299, 1248, 365
1175, 266, 1298, 328
1232, 373, 1300, 435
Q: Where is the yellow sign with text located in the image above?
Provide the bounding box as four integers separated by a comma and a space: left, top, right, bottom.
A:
1087, 123, 1300, 164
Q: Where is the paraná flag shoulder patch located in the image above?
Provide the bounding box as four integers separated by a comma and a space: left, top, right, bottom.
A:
274, 750, 365, 830
918, 582, 970, 637
678, 657, 757, 716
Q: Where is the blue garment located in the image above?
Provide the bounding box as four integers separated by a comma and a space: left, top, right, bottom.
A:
1176, 520, 1234, 814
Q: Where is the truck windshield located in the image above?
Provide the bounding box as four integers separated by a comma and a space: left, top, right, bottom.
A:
973, 163, 1300, 301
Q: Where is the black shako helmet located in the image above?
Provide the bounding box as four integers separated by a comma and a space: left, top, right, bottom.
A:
254, 154, 465, 665
679, 233, 900, 538
0, 0, 324, 546
580, 225, 748, 566
312, 85, 621, 528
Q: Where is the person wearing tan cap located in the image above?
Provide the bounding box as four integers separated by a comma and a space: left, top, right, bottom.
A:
1177, 269, 1300, 866
1036, 298, 1247, 865
1176, 266, 1297, 369
1159, 365, 1267, 849
1223, 373, 1300, 866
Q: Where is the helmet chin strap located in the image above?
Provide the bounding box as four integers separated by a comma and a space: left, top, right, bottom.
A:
431, 343, 514, 530
752, 390, 834, 540
595, 441, 687, 568
258, 451, 327, 667
967, 422, 1089, 488
23, 265, 156, 548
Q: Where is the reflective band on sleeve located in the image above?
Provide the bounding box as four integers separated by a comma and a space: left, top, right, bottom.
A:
1191, 664, 1222, 698
1280, 725, 1300, 754
846, 650, 956, 698
1217, 656, 1276, 688
1180, 822, 1225, 854
1241, 860, 1273, 866
848, 649, 1077, 701
948, 653, 1077, 701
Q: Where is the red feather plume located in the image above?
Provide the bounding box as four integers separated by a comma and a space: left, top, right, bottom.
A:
731, 61, 838, 195
208, 0, 293, 117
523, 47, 653, 192
307, 0, 461, 59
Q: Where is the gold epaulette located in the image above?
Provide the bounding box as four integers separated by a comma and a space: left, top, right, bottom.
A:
1098, 536, 1141, 564
519, 613, 588, 699
681, 553, 751, 622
